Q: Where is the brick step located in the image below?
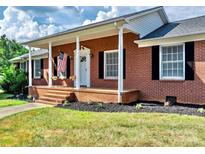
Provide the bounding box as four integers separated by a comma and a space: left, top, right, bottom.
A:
35, 99, 61, 105
46, 87, 74, 92
39, 96, 65, 104
46, 90, 74, 95
44, 93, 69, 99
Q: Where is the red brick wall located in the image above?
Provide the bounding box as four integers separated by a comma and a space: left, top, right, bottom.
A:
32, 33, 205, 104
123, 36, 205, 104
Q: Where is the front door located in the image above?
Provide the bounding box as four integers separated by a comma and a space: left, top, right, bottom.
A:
80, 56, 87, 86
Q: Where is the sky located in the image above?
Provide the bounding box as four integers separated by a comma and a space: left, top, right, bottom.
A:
1, 6, 205, 42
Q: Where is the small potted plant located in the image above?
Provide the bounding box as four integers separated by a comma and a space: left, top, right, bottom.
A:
69, 75, 76, 81
27, 95, 33, 102
52, 76, 58, 80
136, 103, 143, 110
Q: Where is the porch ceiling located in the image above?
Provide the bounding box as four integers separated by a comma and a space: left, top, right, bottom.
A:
24, 21, 130, 49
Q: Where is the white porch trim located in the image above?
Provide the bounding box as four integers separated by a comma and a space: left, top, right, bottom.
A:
48, 42, 52, 87
118, 27, 124, 103
75, 36, 80, 89
28, 46, 32, 87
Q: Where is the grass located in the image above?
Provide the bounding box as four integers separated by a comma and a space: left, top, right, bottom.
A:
0, 107, 205, 146
0, 90, 27, 108
0, 99, 27, 108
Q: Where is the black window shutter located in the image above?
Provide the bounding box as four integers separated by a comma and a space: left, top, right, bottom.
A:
32, 60, 34, 78
152, 46, 160, 80
54, 56, 57, 76
99, 51, 104, 79
16, 63, 20, 69
185, 42, 195, 80
67, 56, 71, 78
123, 49, 126, 79
41, 59, 44, 79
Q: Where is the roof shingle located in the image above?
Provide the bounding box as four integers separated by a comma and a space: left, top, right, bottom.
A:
142, 15, 205, 40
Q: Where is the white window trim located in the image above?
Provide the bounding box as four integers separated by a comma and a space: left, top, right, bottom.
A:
159, 43, 185, 80
104, 49, 118, 80
34, 59, 41, 79
20, 61, 27, 72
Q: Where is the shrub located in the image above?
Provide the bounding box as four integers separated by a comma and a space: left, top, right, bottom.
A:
0, 65, 28, 94
197, 108, 205, 114
97, 103, 105, 109
136, 103, 143, 110
63, 100, 72, 106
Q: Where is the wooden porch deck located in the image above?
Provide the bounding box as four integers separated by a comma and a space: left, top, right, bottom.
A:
29, 86, 140, 105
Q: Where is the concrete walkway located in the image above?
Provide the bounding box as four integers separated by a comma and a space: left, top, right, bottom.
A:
0, 103, 52, 119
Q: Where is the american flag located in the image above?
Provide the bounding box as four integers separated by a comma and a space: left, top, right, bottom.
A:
57, 52, 67, 73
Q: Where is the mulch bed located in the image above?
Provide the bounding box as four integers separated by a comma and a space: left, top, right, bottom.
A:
57, 101, 205, 117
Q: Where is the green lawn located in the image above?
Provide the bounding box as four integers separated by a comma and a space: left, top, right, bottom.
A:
0, 99, 27, 108
0, 107, 205, 147
0, 91, 27, 108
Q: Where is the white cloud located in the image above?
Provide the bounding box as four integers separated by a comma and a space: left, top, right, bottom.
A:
0, 7, 65, 42
83, 6, 118, 25
164, 6, 205, 21
46, 17, 55, 24
2, 6, 205, 43
82, 6, 151, 25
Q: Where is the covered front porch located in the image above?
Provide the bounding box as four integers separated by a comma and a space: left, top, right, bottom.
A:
29, 86, 139, 104
25, 18, 140, 104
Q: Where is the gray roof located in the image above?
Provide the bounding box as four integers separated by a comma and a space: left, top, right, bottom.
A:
23, 6, 167, 44
10, 49, 48, 63
142, 15, 205, 40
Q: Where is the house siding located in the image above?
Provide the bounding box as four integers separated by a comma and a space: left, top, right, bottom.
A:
126, 12, 164, 38
32, 33, 205, 104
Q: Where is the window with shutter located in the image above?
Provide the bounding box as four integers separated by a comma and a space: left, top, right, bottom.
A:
104, 50, 118, 79
160, 44, 185, 80
34, 59, 41, 79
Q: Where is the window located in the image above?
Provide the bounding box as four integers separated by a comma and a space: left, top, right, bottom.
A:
104, 50, 118, 79
160, 44, 185, 80
34, 59, 41, 79
20, 61, 27, 72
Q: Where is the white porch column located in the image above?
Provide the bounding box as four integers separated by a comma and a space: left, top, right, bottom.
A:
48, 42, 52, 87
75, 36, 80, 89
28, 46, 32, 87
118, 27, 123, 103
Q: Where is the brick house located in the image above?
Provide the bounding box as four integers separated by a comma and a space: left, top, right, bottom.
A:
10, 6, 205, 105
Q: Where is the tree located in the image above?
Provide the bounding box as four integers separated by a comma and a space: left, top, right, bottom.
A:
0, 65, 28, 94
0, 35, 28, 74
0, 35, 28, 93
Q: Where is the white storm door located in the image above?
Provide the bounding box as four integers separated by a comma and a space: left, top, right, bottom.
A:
80, 56, 87, 86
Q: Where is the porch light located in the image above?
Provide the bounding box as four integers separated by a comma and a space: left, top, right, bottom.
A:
70, 56, 73, 60
81, 46, 85, 50
90, 53, 94, 58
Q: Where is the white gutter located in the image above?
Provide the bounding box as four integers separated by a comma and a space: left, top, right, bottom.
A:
135, 33, 205, 47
